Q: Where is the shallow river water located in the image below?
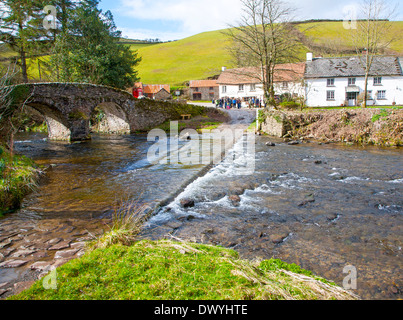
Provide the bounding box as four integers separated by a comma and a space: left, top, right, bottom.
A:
1, 109, 402, 300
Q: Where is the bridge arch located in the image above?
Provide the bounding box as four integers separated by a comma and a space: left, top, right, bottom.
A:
26, 102, 71, 141
13, 83, 137, 141
91, 101, 130, 135
9, 82, 188, 142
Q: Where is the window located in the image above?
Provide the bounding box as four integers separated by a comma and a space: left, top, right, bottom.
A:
377, 90, 386, 100
194, 87, 199, 92
327, 78, 335, 87
374, 77, 382, 85
348, 78, 356, 86
326, 90, 335, 101
367, 90, 373, 100
222, 86, 227, 93
239, 84, 244, 91
282, 82, 288, 89
209, 87, 214, 91
250, 84, 256, 92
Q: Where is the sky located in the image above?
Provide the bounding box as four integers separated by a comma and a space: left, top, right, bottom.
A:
98, 0, 403, 41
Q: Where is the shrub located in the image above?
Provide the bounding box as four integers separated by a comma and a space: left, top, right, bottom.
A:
280, 101, 300, 110
371, 109, 390, 123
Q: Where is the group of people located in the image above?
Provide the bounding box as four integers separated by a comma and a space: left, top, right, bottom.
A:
212, 97, 263, 109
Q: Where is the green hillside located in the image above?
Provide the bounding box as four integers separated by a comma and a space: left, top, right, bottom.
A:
134, 29, 233, 87
134, 21, 403, 87
3, 21, 403, 86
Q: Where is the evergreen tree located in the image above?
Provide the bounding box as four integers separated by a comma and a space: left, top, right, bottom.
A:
52, 0, 141, 89
0, 0, 47, 82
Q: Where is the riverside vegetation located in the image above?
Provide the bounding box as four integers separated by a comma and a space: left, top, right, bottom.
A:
10, 203, 358, 300
0, 145, 41, 217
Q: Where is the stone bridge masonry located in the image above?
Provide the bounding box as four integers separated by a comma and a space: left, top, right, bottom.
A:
12, 83, 189, 141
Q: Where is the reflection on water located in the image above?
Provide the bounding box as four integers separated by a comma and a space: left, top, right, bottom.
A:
3, 126, 403, 300
12, 132, 203, 220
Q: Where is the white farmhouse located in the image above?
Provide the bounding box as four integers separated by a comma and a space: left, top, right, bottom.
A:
305, 54, 403, 107
217, 63, 306, 104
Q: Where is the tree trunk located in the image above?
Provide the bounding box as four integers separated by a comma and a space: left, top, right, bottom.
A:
20, 47, 28, 83
363, 73, 369, 108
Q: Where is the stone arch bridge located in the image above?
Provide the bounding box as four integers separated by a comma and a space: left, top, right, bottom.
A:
12, 83, 185, 141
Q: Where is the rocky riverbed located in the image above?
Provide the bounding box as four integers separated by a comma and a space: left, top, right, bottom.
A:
0, 216, 108, 298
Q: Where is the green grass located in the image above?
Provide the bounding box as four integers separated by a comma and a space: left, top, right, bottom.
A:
296, 21, 403, 54
135, 21, 403, 87
10, 239, 358, 300
0, 146, 41, 216
134, 29, 233, 86
6, 21, 403, 86
305, 105, 403, 111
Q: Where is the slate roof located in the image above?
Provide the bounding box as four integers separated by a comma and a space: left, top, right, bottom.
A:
305, 56, 403, 78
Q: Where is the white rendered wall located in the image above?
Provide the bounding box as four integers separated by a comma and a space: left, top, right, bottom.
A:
305, 76, 403, 107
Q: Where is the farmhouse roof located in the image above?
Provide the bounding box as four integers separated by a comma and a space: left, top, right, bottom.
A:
217, 63, 305, 85
143, 84, 171, 94
189, 80, 218, 88
305, 56, 403, 78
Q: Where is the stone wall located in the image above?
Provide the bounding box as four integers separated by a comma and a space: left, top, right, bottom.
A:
260, 110, 289, 137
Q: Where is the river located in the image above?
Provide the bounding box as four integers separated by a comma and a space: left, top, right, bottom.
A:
0, 109, 402, 300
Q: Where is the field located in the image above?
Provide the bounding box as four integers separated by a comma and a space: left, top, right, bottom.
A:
134, 21, 403, 86
133, 29, 233, 86
2, 21, 403, 87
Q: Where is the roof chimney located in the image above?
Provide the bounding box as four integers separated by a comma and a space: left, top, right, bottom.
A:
222, 66, 227, 72
306, 53, 313, 62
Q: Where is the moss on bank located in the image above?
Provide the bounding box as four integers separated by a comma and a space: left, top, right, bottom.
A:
0, 146, 41, 216
10, 240, 358, 300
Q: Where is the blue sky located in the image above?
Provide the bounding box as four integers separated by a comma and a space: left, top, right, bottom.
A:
98, 0, 403, 41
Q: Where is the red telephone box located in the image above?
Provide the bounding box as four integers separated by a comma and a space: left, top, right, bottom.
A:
132, 86, 143, 99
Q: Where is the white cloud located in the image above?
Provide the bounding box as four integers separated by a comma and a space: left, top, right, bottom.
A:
115, 0, 402, 40
119, 0, 243, 36
118, 26, 188, 42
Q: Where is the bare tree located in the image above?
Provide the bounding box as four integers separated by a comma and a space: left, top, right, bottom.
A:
224, 0, 301, 108
0, 64, 32, 156
351, 0, 398, 108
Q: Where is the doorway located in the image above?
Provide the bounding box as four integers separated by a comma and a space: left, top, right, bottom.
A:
346, 92, 358, 106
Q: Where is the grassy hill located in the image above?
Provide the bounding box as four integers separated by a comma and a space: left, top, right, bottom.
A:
133, 21, 403, 87
134, 29, 233, 87
2, 21, 402, 86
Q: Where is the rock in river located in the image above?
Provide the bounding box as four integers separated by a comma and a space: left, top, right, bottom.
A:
180, 199, 195, 208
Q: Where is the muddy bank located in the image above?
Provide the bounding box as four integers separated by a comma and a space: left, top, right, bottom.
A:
260, 108, 402, 146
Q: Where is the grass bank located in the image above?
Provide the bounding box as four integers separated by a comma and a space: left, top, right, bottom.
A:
10, 239, 358, 300
0, 146, 41, 216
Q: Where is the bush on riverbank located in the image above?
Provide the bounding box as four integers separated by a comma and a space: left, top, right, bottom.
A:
0, 145, 41, 216
10, 239, 358, 300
